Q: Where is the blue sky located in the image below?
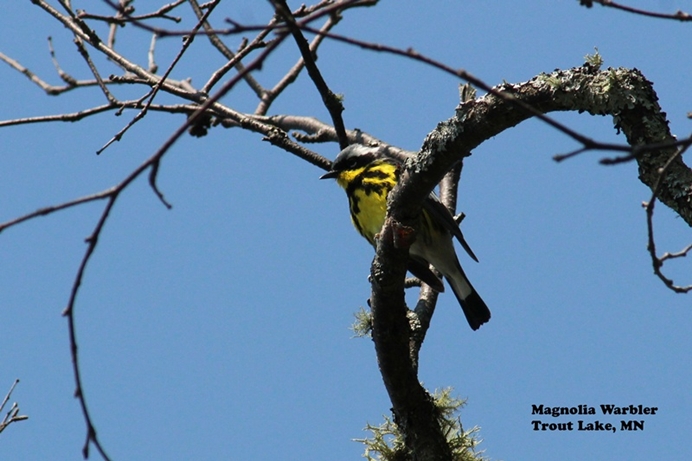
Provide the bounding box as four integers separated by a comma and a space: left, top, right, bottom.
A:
2, 1, 691, 460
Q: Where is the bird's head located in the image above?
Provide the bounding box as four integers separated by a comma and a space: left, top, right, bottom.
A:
319, 144, 384, 180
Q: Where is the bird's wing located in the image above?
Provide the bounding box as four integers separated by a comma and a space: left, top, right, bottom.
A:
407, 257, 445, 292
381, 150, 479, 263
422, 193, 479, 263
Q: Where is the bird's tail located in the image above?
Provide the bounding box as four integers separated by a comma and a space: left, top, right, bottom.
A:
445, 263, 491, 331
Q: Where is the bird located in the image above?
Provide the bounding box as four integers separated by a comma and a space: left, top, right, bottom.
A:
320, 144, 490, 331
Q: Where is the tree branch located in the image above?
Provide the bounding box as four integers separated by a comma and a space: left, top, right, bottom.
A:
371, 64, 688, 459
0, 380, 28, 435
579, 0, 692, 22
7, 4, 689, 460
269, 0, 349, 148
189, 0, 266, 97
370, 218, 454, 461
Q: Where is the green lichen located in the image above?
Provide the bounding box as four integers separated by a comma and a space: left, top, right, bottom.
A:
584, 48, 603, 70
355, 388, 489, 461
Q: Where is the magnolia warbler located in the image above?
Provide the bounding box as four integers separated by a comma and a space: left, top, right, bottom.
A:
320, 144, 490, 331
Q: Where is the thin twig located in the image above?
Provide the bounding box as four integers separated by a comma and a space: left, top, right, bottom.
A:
200, 16, 638, 157
643, 142, 692, 293
78, 0, 185, 24
299, 25, 632, 156
73, 37, 117, 104
0, 189, 114, 234
31, 0, 181, 95
129, 19, 338, 172
97, 1, 220, 158
0, 101, 198, 128
148, 33, 158, 74
660, 243, 692, 262
98, 0, 374, 38
0, 380, 19, 414
0, 48, 184, 96
271, 0, 349, 148
0, 380, 28, 435
48, 36, 78, 86
189, 0, 265, 97
57, 92, 231, 457
258, 5, 343, 119
579, 0, 692, 22
200, 32, 272, 96
64, 200, 117, 461
0, 50, 77, 95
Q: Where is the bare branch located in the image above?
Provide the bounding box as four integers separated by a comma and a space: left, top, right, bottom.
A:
96, 1, 220, 155
297, 24, 638, 156
660, 243, 692, 262
6, 4, 690, 460
409, 285, 439, 372
189, 0, 266, 97
258, 6, 344, 122
1, 45, 183, 97
64, 201, 117, 461
78, 0, 185, 24
147, 33, 158, 74
97, 0, 376, 38
0, 189, 114, 234
57, 107, 214, 458
368, 64, 687, 458
30, 0, 175, 93
643, 143, 692, 293
271, 0, 348, 148
73, 37, 117, 104
408, 151, 465, 364
369, 216, 454, 460
0, 101, 198, 129
48, 36, 78, 86
199, 25, 275, 96
579, 0, 692, 22
0, 49, 76, 95
0, 380, 28, 435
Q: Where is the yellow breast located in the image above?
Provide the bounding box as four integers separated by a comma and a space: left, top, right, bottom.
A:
336, 161, 398, 246
349, 187, 388, 245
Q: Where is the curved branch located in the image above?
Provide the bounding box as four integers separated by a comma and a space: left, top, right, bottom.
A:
579, 0, 692, 22
644, 143, 692, 293
390, 65, 685, 225
371, 64, 687, 459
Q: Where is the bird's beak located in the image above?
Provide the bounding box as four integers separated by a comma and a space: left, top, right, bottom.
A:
319, 170, 339, 180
